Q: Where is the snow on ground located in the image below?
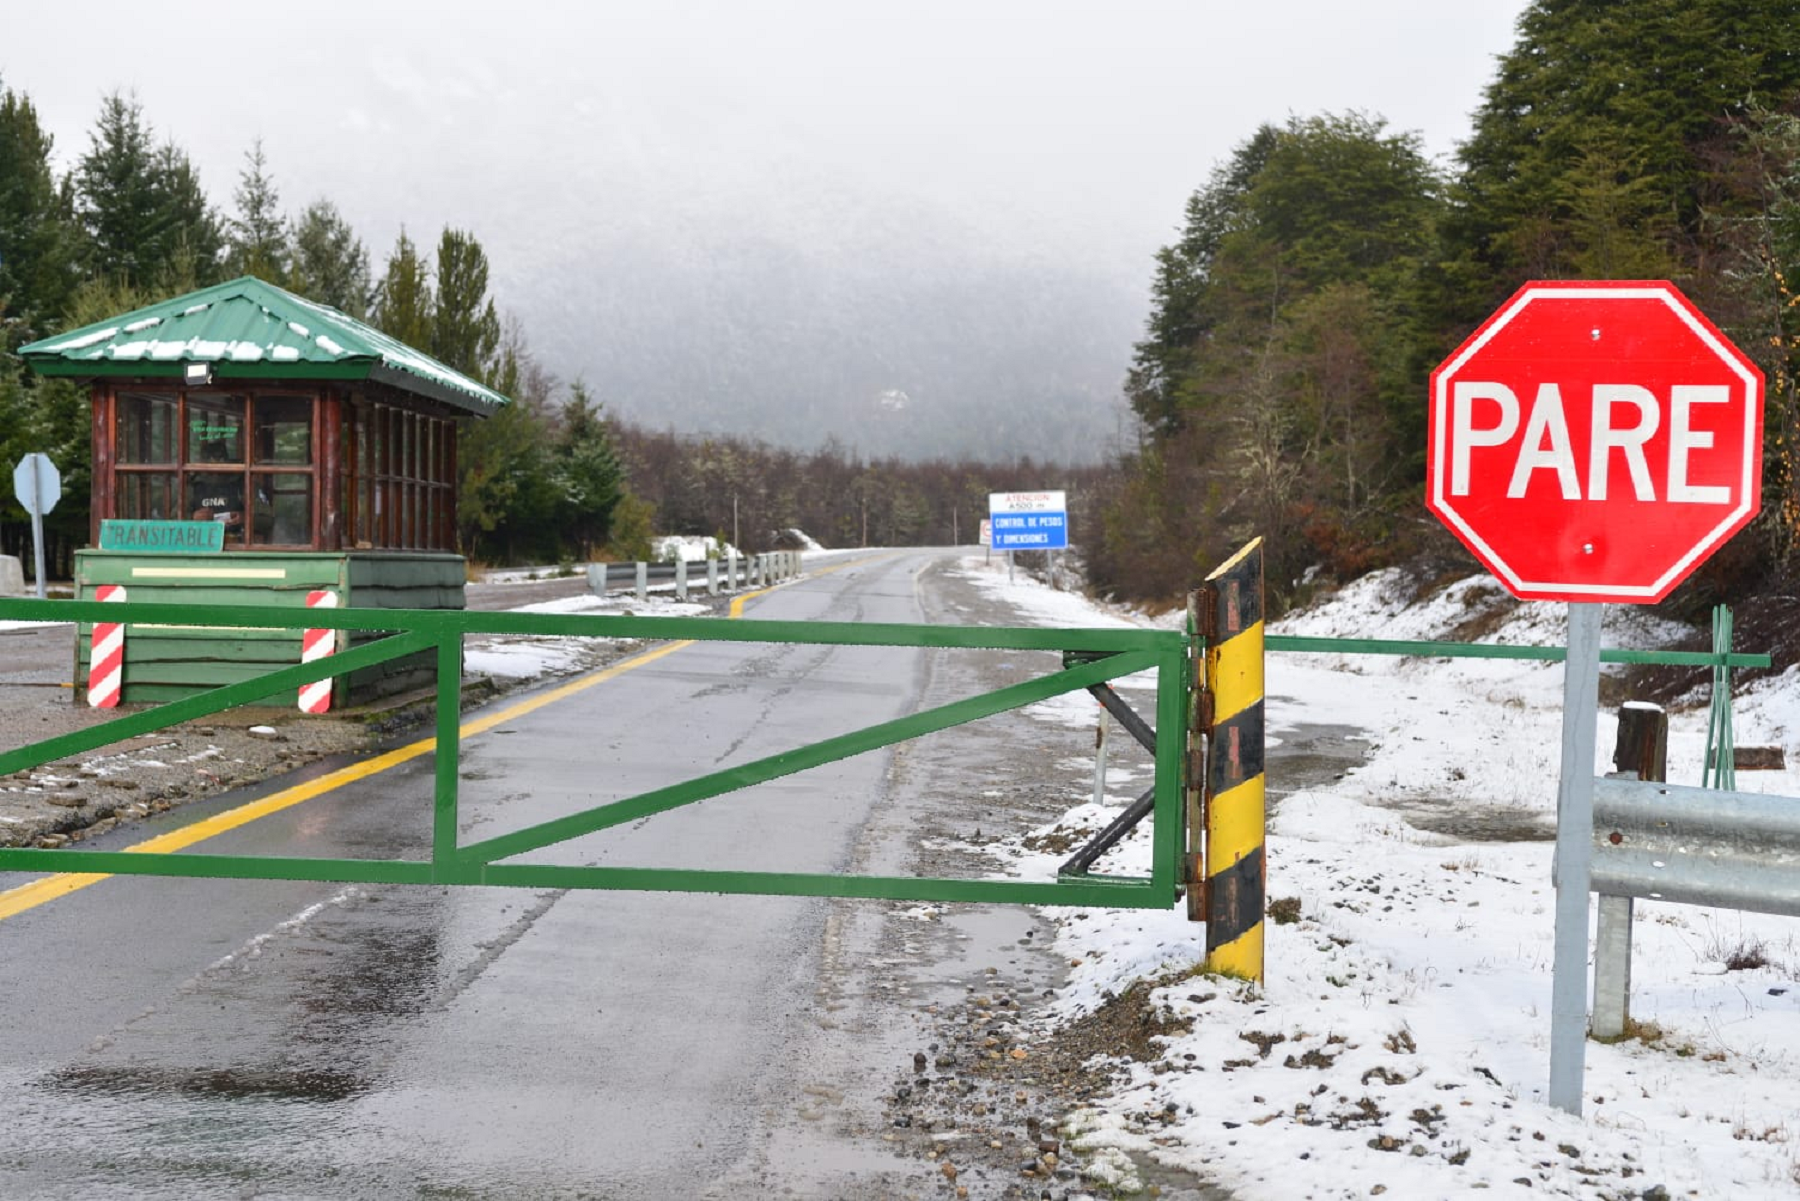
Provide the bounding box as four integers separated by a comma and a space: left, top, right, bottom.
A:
653, 534, 740, 562
462, 590, 708, 680
0, 618, 65, 631
954, 555, 1800, 1200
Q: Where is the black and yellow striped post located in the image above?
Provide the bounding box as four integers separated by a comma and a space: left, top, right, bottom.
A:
1200, 538, 1265, 982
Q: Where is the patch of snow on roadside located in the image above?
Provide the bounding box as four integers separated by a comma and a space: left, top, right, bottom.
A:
463, 593, 709, 679
955, 552, 1800, 1200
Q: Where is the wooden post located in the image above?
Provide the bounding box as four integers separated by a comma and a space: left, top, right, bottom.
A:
1613, 702, 1668, 782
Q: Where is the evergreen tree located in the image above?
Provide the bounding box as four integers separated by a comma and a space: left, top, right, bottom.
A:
288, 199, 371, 317
554, 381, 624, 558
0, 80, 80, 354
1107, 112, 1442, 603
1124, 126, 1277, 438
1451, 0, 1800, 305
73, 92, 157, 284
432, 227, 500, 382
74, 92, 222, 289
372, 228, 432, 349
225, 138, 288, 281
456, 320, 556, 562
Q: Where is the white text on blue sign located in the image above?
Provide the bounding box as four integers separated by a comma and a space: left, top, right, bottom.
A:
992, 512, 1068, 549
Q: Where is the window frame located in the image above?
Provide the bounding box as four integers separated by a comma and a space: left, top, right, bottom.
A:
103, 386, 322, 551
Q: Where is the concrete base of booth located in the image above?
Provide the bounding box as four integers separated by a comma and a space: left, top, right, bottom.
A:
72, 550, 465, 708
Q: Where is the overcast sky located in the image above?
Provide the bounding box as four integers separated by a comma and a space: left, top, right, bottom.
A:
1, 2, 1532, 449
5, 1, 1527, 279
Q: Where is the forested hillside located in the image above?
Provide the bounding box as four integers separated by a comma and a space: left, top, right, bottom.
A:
1091, 0, 1800, 613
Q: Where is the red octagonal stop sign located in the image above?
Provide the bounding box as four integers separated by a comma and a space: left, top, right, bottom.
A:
1427, 280, 1764, 603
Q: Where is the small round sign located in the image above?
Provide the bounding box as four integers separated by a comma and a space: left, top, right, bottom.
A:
1427, 281, 1763, 603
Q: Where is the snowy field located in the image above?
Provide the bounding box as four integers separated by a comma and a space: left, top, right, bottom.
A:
956, 554, 1800, 1200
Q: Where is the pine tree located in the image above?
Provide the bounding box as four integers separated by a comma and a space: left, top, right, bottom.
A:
1452, 0, 1800, 301
432, 227, 500, 382
226, 138, 288, 282
74, 91, 221, 289
372, 228, 433, 349
288, 199, 371, 317
0, 80, 80, 354
74, 92, 158, 285
555, 381, 625, 558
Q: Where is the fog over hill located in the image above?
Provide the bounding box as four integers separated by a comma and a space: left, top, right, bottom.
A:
4, 2, 1531, 465
502, 196, 1144, 463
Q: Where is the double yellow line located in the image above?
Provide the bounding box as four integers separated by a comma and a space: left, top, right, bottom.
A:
0, 582, 785, 923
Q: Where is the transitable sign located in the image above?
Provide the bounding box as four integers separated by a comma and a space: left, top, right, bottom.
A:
99, 520, 225, 554
989, 491, 1068, 550
1426, 281, 1763, 603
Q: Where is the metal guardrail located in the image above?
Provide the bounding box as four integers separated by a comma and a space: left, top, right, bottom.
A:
584, 551, 802, 601
1590, 776, 1800, 917
0, 597, 1190, 909
1588, 770, 1800, 1040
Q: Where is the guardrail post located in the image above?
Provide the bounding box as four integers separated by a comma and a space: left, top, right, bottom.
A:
726, 549, 738, 593
1704, 604, 1737, 790
1593, 702, 1666, 1040
1093, 699, 1109, 806
1202, 538, 1265, 983
707, 558, 719, 595
636, 561, 648, 602
586, 562, 609, 595
675, 558, 689, 602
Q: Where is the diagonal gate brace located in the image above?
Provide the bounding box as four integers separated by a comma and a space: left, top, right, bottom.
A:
1057, 651, 1161, 877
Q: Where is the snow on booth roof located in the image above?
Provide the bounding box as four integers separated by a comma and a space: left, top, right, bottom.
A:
17, 276, 510, 417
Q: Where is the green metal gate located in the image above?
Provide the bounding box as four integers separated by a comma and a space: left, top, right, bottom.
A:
0, 597, 1194, 910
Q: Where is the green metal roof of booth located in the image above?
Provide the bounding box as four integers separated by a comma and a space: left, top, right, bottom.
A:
17, 276, 509, 417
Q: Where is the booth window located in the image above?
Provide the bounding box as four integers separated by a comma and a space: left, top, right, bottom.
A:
346, 402, 455, 551
109, 389, 318, 548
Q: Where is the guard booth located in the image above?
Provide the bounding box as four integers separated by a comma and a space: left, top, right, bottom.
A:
18, 276, 509, 707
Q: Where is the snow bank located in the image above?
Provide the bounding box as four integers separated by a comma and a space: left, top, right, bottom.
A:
955, 554, 1800, 1200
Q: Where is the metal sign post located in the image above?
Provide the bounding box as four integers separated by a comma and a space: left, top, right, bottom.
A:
1426, 280, 1766, 1116
1548, 602, 1602, 1114
11, 453, 61, 600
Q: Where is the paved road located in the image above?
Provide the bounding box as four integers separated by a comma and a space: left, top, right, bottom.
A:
0, 550, 953, 1197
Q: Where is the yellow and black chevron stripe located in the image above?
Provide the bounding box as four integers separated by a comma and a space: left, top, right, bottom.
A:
1203, 538, 1265, 982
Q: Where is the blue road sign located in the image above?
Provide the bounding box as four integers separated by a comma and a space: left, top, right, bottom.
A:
990, 510, 1067, 550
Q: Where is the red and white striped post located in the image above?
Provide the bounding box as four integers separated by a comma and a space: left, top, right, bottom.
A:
86, 584, 127, 709
298, 590, 338, 714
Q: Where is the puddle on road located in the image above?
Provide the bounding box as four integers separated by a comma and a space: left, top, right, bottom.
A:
1378, 796, 1556, 842
50, 1063, 367, 1103
1267, 718, 1370, 801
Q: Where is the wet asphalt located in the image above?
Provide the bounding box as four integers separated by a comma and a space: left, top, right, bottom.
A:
0, 551, 1021, 1197
0, 557, 1380, 1198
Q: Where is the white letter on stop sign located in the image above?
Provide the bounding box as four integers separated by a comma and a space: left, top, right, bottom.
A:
1669, 385, 1730, 503
1450, 381, 1519, 495
1449, 380, 1734, 503
1586, 384, 1658, 501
